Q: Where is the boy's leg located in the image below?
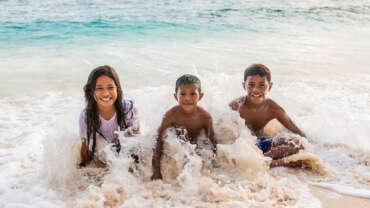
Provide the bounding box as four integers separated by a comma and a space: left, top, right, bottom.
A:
264, 137, 303, 159
272, 137, 302, 146
270, 159, 303, 167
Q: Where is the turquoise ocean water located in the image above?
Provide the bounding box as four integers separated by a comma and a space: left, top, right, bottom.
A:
0, 0, 370, 207
1, 0, 370, 94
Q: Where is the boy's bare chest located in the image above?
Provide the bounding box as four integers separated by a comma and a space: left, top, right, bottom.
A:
173, 116, 204, 136
239, 106, 274, 130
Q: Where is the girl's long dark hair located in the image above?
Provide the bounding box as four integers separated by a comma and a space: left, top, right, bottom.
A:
83, 65, 127, 162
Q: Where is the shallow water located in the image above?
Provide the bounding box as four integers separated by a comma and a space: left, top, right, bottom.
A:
1, 0, 370, 207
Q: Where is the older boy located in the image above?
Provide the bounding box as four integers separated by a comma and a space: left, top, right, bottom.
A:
230, 64, 306, 167
151, 74, 216, 180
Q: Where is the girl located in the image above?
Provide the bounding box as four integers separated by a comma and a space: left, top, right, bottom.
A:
79, 65, 140, 166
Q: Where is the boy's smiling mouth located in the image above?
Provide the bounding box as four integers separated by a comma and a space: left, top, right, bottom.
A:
251, 94, 262, 98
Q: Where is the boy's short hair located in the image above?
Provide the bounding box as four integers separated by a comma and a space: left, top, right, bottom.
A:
175, 74, 201, 93
244, 64, 271, 82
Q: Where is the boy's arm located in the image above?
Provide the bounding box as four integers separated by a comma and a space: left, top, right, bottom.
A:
273, 104, 306, 138
205, 117, 217, 153
229, 96, 245, 111
151, 114, 172, 180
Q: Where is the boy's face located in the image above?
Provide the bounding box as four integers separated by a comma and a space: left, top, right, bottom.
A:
174, 84, 204, 114
243, 75, 272, 105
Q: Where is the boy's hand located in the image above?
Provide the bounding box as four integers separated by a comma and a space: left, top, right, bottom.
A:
212, 144, 217, 154
229, 96, 244, 111
151, 171, 162, 180
304, 136, 314, 143
229, 101, 240, 111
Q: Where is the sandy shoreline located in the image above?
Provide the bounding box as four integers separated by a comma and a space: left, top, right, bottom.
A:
310, 185, 370, 208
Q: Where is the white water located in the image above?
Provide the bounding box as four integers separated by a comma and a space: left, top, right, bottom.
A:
0, 70, 369, 207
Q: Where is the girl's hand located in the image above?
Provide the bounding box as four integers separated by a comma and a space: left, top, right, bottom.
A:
120, 127, 140, 137
132, 128, 141, 135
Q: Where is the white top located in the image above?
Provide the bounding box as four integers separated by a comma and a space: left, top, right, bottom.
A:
79, 100, 139, 143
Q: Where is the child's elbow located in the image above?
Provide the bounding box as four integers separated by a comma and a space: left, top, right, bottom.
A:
229, 102, 238, 111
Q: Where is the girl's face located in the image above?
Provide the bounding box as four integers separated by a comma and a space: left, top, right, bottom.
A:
94, 75, 118, 109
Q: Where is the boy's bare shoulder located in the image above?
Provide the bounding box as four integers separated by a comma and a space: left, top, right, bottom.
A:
166, 105, 179, 113
163, 106, 180, 120
265, 99, 285, 114
196, 106, 212, 120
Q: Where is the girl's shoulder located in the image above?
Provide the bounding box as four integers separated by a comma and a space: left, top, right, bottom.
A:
122, 99, 137, 113
79, 109, 87, 120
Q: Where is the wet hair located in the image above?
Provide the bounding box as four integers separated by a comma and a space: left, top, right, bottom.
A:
244, 64, 271, 82
175, 74, 201, 93
83, 65, 126, 162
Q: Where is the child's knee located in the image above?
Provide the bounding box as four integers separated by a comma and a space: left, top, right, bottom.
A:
291, 138, 304, 150
279, 137, 304, 149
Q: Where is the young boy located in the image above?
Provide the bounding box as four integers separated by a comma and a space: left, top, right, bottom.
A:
151, 74, 217, 180
230, 64, 306, 167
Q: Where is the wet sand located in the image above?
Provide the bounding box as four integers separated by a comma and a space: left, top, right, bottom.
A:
310, 185, 370, 208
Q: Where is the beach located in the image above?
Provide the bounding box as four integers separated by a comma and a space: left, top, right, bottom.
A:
1, 0, 369, 207
311, 186, 370, 208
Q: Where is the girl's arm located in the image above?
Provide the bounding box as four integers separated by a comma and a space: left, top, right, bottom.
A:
79, 111, 92, 166
80, 138, 91, 166
125, 101, 140, 135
